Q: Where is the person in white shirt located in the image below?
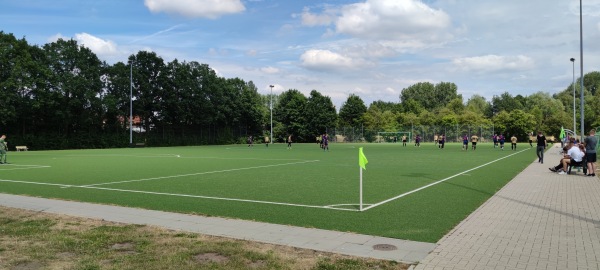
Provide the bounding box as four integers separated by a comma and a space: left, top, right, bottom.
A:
557, 142, 584, 174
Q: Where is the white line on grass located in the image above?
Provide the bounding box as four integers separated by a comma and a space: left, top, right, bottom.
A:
361, 148, 530, 212
0, 164, 51, 171
0, 178, 359, 212
65, 154, 181, 158
79, 159, 321, 188
0, 179, 70, 187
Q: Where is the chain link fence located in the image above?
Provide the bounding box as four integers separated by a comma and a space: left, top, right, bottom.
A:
327, 125, 498, 143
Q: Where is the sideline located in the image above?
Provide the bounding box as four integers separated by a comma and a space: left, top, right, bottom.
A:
0, 178, 357, 212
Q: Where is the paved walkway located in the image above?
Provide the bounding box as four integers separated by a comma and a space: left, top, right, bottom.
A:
415, 145, 600, 269
2, 144, 599, 268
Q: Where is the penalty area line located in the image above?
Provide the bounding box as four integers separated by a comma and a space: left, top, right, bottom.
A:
361, 148, 531, 212
79, 159, 321, 188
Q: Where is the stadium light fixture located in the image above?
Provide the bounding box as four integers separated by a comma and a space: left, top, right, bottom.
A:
269, 85, 274, 144
570, 57, 576, 139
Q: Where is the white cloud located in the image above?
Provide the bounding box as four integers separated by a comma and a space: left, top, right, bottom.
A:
144, 0, 245, 19
300, 49, 367, 71
299, 7, 334, 26
334, 0, 451, 41
260, 66, 279, 74
74, 33, 118, 55
48, 33, 120, 59
452, 55, 535, 73
246, 49, 257, 56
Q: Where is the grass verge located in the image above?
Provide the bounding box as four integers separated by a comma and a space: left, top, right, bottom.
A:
0, 206, 409, 270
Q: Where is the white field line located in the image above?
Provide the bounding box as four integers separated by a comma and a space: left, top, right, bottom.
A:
361, 148, 530, 212
0, 164, 51, 171
0, 178, 358, 212
79, 159, 320, 188
26, 153, 309, 162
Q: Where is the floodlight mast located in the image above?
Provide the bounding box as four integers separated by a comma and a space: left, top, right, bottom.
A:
579, 0, 585, 138
570, 58, 576, 139
269, 85, 274, 144
130, 59, 133, 146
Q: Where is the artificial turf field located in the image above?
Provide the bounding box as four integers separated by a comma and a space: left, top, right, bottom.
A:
0, 142, 536, 243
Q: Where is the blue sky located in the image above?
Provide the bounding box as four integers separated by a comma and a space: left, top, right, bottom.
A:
1, 0, 600, 109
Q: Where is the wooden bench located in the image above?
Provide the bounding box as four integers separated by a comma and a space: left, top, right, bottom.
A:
15, 146, 28, 151
135, 143, 145, 148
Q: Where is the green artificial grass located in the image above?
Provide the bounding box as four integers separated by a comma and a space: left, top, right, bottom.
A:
0, 142, 536, 243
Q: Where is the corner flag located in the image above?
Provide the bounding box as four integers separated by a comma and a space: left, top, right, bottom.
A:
560, 126, 565, 139
359, 147, 368, 170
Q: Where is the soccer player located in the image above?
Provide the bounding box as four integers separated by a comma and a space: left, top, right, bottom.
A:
471, 134, 479, 150
528, 132, 534, 148
247, 135, 253, 147
493, 134, 498, 148
462, 134, 469, 151
415, 134, 421, 147
499, 134, 505, 150
402, 135, 407, 147
0, 135, 8, 164
511, 135, 517, 150
287, 134, 293, 149
322, 133, 329, 151
434, 134, 439, 146
264, 135, 270, 147
439, 134, 445, 149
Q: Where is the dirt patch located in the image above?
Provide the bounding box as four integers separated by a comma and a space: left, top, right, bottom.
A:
193, 253, 230, 264
248, 259, 267, 268
11, 261, 44, 270
110, 242, 135, 250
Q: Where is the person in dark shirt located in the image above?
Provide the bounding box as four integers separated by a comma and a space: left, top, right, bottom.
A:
536, 131, 547, 163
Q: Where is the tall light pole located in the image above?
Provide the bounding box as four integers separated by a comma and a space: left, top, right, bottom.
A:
570, 58, 576, 138
130, 60, 134, 146
579, 0, 585, 138
269, 85, 274, 144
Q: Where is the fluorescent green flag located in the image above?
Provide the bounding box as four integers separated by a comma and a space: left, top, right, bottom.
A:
559, 126, 565, 139
359, 147, 368, 170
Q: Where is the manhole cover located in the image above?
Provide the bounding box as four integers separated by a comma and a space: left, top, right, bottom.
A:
373, 244, 398, 251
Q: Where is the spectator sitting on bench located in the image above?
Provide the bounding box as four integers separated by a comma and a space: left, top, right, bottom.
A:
549, 141, 584, 175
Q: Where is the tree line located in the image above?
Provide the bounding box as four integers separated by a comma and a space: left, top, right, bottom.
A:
1, 31, 599, 150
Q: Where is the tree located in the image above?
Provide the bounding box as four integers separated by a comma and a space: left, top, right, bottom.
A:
400, 82, 434, 110
130, 51, 167, 135
465, 95, 489, 115
304, 90, 337, 137
369, 100, 401, 113
237, 80, 265, 136
399, 81, 460, 111
446, 97, 464, 114
363, 104, 397, 131
493, 110, 536, 140
339, 94, 367, 127
490, 92, 524, 116
274, 89, 308, 142
43, 38, 104, 137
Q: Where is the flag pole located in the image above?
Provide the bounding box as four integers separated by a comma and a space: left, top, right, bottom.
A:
360, 167, 363, 211
358, 147, 368, 212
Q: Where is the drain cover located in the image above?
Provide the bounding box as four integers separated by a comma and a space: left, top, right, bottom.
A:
372, 244, 397, 251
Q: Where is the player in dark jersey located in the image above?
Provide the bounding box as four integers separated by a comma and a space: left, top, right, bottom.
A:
462, 135, 469, 151
322, 133, 329, 151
